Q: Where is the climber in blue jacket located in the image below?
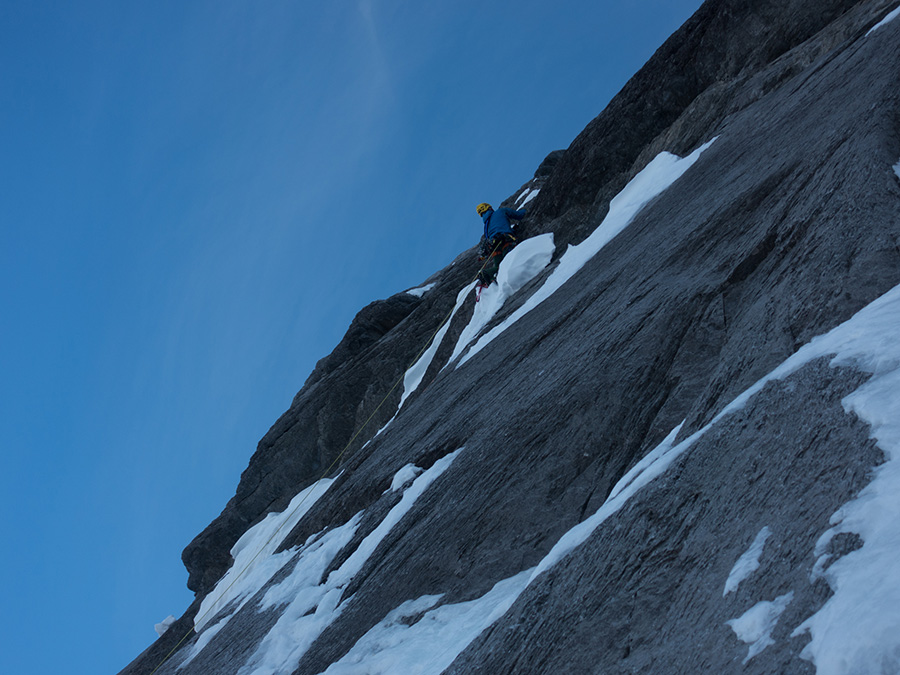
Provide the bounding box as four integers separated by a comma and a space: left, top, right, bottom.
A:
478, 202, 527, 242
475, 203, 527, 291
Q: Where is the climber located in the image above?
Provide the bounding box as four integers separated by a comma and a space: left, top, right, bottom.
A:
475, 202, 527, 291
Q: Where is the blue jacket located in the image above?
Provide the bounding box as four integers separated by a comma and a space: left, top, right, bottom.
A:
482, 207, 527, 240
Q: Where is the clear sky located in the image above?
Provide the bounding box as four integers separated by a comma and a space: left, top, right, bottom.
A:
0, 1, 703, 672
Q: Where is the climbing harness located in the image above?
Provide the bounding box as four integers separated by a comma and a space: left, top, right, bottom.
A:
475, 234, 517, 302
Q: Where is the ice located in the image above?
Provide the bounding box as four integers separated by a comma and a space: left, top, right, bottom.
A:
373, 415, 397, 439
194, 477, 335, 632
459, 139, 716, 367
447, 233, 555, 366
154, 615, 176, 637
406, 283, 436, 298
706, 282, 900, 673
328, 450, 461, 588
319, 570, 533, 675
726, 592, 794, 663
894, 160, 900, 182
388, 463, 424, 492
607, 423, 683, 501
724, 527, 771, 596
448, 284, 502, 365
179, 515, 358, 669
238, 450, 463, 675
516, 188, 540, 208
867, 6, 900, 35
399, 282, 474, 408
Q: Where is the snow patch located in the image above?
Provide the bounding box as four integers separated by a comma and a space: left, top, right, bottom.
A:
238, 450, 463, 675
180, 513, 357, 669
448, 233, 555, 366
459, 139, 716, 367
727, 592, 794, 663
789, 291, 900, 674
724, 527, 772, 596
406, 283, 436, 298
867, 6, 900, 35
154, 615, 176, 637
533, 282, 900, 671
496, 233, 555, 298
319, 570, 533, 675
515, 189, 532, 207
516, 188, 540, 208
194, 477, 334, 632
399, 282, 473, 408
388, 463, 425, 492
894, 159, 900, 182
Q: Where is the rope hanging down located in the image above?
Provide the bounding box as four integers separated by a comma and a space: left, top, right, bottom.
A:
149, 242, 503, 675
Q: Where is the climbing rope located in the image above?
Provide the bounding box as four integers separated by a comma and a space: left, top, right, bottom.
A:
148, 242, 504, 674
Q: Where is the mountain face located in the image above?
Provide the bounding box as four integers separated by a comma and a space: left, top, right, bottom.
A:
122, 1, 900, 673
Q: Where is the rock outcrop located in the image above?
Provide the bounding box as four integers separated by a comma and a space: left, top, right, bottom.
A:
121, 0, 900, 673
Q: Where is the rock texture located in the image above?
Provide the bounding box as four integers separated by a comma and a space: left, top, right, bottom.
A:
121, 0, 900, 673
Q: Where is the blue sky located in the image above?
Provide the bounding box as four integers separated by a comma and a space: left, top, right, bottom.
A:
0, 1, 703, 672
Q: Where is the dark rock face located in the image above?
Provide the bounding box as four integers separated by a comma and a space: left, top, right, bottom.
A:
445, 360, 882, 674
531, 0, 866, 236
503, 148, 565, 214
118, 600, 201, 675
122, 0, 900, 673
181, 258, 480, 595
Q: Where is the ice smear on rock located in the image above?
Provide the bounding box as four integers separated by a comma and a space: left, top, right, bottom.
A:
237, 450, 462, 675
194, 478, 335, 632
516, 188, 540, 208
724, 526, 771, 596
726, 592, 794, 663
154, 615, 176, 637
459, 139, 716, 367
867, 6, 900, 35
448, 233, 555, 366
320, 570, 533, 675
400, 283, 474, 408
388, 463, 424, 492
406, 283, 436, 298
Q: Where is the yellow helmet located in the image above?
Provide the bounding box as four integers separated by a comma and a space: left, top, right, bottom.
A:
476, 202, 492, 216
